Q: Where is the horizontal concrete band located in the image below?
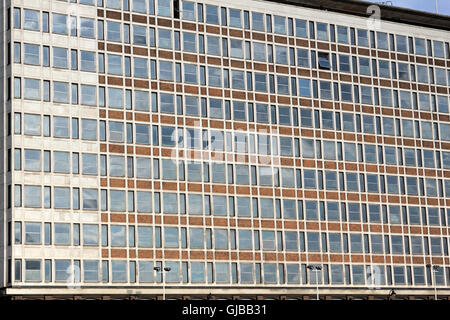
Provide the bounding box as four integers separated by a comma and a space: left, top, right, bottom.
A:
3, 286, 450, 297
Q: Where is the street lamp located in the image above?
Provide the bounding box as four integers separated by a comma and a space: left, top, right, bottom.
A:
388, 289, 396, 300
426, 264, 440, 300
154, 266, 171, 300
307, 264, 322, 300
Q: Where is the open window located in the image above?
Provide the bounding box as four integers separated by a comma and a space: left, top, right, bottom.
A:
318, 52, 330, 70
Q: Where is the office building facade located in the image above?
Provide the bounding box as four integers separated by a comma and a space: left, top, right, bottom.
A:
1, 0, 450, 299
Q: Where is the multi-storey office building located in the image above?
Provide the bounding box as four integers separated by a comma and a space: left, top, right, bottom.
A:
1, 0, 450, 299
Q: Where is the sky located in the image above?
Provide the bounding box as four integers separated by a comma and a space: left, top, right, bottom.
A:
368, 0, 450, 15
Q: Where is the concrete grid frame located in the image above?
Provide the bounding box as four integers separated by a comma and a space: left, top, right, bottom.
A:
1, 0, 450, 300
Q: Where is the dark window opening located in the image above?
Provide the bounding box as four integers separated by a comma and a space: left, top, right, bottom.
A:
318, 52, 330, 70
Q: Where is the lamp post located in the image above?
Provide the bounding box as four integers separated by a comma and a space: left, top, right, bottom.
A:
427, 264, 440, 300
307, 264, 322, 300
154, 266, 171, 300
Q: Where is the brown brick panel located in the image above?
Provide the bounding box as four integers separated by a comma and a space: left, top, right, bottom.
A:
136, 180, 151, 189
107, 77, 123, 86
107, 43, 122, 53
110, 178, 125, 188
163, 250, 179, 259
133, 47, 148, 56
157, 17, 171, 27
109, 144, 124, 154
108, 110, 123, 120
111, 249, 127, 258
134, 79, 149, 89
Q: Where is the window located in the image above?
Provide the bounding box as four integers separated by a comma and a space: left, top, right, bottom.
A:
337, 26, 348, 43
54, 187, 70, 209
133, 57, 148, 78
435, 68, 447, 86
162, 227, 178, 248
25, 260, 41, 282
254, 73, 267, 92
316, 23, 328, 41
110, 190, 126, 212
366, 174, 379, 193
419, 93, 430, 110
110, 225, 126, 246
81, 85, 97, 106
413, 38, 426, 55
157, 28, 172, 49
231, 71, 245, 90
135, 124, 150, 145
24, 114, 40, 136
323, 141, 336, 160
84, 260, 99, 282
433, 41, 444, 58
131, 0, 147, 13
51, 152, 69, 174
406, 177, 418, 195
181, 32, 197, 52
23, 44, 39, 66
80, 119, 97, 141
297, 49, 309, 67
379, 88, 392, 107
23, 79, 40, 101
375, 59, 389, 79
302, 139, 314, 158
82, 154, 97, 175
136, 191, 152, 213
205, 5, 219, 24
159, 61, 173, 81
24, 10, 39, 31
357, 29, 368, 47
83, 188, 98, 210
298, 79, 311, 97
182, 1, 196, 21
215, 262, 230, 283
80, 18, 95, 38
262, 231, 275, 251
111, 261, 127, 283
253, 42, 266, 62
230, 39, 243, 59
274, 45, 287, 64
307, 232, 320, 251
53, 82, 69, 104
106, 0, 122, 9
374, 32, 388, 50
107, 21, 121, 42
319, 81, 332, 100
25, 223, 41, 244
318, 52, 330, 70
52, 47, 68, 69
54, 223, 70, 245
53, 116, 69, 138
24, 186, 41, 208
80, 51, 96, 72
339, 55, 350, 73
277, 76, 289, 94
183, 63, 197, 84
273, 16, 286, 34
392, 35, 406, 53
416, 65, 428, 83
83, 225, 99, 246
107, 54, 122, 75
396, 63, 410, 81
109, 121, 123, 142
52, 13, 67, 34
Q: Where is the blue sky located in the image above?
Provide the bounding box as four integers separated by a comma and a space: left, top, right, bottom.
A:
372, 0, 450, 15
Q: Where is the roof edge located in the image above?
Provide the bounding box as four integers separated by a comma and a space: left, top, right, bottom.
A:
264, 0, 450, 32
